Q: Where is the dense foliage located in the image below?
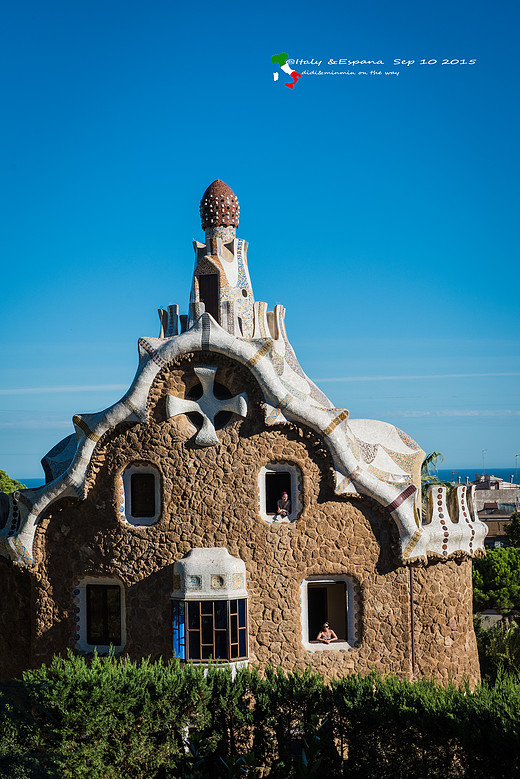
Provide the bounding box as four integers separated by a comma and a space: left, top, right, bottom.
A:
473, 546, 520, 615
0, 470, 25, 494
1, 654, 519, 778
505, 512, 520, 547
474, 616, 520, 682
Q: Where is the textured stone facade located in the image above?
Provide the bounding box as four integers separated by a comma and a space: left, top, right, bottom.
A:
6, 353, 477, 684
0, 181, 483, 684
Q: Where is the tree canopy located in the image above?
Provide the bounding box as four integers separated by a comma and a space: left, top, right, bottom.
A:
0, 470, 26, 494
473, 547, 520, 615
505, 513, 520, 548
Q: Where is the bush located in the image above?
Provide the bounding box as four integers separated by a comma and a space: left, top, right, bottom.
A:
17, 652, 210, 778
1, 654, 520, 777
474, 615, 520, 682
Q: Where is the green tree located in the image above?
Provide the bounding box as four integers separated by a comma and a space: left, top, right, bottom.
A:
0, 470, 25, 494
505, 512, 520, 547
473, 547, 520, 616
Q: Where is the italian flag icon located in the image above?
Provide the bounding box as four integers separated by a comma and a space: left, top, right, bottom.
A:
271, 52, 302, 89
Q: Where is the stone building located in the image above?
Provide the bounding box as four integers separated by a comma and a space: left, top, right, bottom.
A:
0, 181, 488, 683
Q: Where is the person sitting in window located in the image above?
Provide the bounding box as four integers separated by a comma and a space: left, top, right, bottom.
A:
317, 623, 338, 644
274, 491, 291, 521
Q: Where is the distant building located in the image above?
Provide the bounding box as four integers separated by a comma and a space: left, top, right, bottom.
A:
478, 500, 520, 548
0, 181, 488, 684
469, 474, 520, 547
473, 473, 519, 493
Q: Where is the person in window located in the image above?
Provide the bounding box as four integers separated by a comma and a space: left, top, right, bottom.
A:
317, 623, 338, 644
274, 491, 291, 521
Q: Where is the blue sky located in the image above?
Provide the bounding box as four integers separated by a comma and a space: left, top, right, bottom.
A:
1, 0, 519, 479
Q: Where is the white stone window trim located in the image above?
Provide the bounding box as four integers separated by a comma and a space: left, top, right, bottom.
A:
120, 462, 161, 526
258, 462, 302, 524
73, 576, 126, 654
300, 574, 356, 652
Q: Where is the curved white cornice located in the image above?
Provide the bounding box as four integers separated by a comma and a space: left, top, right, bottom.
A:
0, 312, 487, 566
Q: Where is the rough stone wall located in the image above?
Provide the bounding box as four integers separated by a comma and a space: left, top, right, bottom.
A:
412, 559, 479, 686
0, 558, 31, 680
21, 354, 480, 684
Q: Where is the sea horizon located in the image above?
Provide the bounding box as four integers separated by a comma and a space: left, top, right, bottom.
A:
14, 467, 520, 490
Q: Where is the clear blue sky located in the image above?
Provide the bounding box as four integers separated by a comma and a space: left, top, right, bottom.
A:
1, 0, 519, 479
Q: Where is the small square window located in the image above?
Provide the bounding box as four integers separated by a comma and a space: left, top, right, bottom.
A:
300, 576, 359, 651
258, 463, 302, 524
307, 582, 347, 642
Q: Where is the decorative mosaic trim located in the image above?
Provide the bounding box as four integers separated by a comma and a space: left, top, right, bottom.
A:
8, 495, 20, 536
323, 409, 349, 436
358, 441, 378, 464
138, 337, 167, 368
352, 578, 363, 646
211, 574, 226, 589
63, 472, 83, 497
279, 378, 310, 403
187, 575, 202, 590
117, 478, 126, 521
256, 301, 268, 338
201, 314, 211, 350
367, 463, 413, 486
11, 534, 33, 564
403, 529, 422, 558
73, 415, 100, 443
247, 340, 273, 368
232, 573, 245, 590
381, 447, 418, 473
121, 396, 146, 421
205, 225, 236, 242
386, 484, 417, 512
396, 427, 422, 451
265, 407, 283, 425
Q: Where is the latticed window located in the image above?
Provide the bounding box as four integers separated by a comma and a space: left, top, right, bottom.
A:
172, 598, 247, 661
86, 584, 122, 646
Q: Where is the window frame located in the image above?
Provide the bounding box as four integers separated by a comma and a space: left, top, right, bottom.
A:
300, 575, 359, 652
172, 597, 248, 663
73, 577, 126, 654
120, 463, 161, 526
258, 462, 302, 524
